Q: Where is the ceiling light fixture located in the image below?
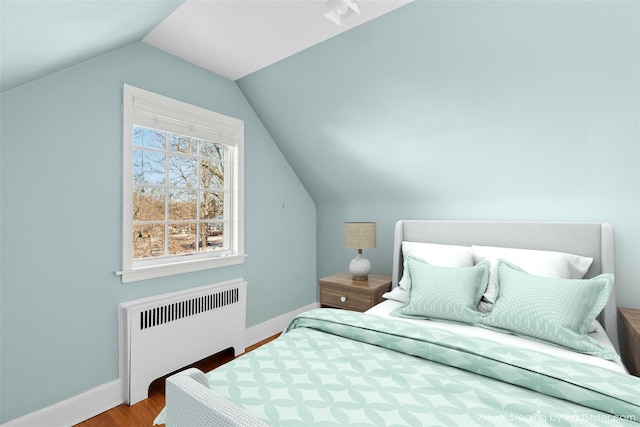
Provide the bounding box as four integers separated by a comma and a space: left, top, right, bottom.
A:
323, 0, 361, 25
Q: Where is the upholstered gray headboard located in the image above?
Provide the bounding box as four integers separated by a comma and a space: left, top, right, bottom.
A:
391, 221, 619, 353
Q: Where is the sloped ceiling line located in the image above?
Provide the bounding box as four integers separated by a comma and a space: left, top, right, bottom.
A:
1, 0, 412, 92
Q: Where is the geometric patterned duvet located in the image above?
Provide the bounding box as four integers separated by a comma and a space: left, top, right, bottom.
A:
158, 309, 640, 426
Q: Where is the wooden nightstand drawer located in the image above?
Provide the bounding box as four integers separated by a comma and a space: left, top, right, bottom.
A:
320, 285, 373, 312
619, 307, 640, 377
319, 272, 391, 312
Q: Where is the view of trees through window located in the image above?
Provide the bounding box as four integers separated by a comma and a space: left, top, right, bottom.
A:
133, 126, 226, 259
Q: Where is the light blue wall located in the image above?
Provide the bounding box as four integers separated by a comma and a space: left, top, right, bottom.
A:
238, 1, 640, 307
0, 42, 316, 423
0, 0, 185, 92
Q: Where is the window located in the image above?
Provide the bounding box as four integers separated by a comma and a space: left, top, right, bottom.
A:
119, 84, 244, 283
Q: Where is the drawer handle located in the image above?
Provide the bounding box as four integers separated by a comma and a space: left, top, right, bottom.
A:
340, 296, 347, 303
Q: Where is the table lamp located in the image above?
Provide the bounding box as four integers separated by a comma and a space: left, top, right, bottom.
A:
344, 222, 376, 280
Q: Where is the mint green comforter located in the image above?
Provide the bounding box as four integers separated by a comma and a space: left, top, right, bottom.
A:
204, 309, 640, 425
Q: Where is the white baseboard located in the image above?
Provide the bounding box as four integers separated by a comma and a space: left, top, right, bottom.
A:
1, 379, 123, 427
243, 302, 318, 351
1, 302, 318, 427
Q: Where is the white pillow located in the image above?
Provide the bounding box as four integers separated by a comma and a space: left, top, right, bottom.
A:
472, 245, 593, 312
383, 242, 475, 303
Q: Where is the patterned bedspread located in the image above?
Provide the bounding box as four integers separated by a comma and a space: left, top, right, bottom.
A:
158, 308, 640, 426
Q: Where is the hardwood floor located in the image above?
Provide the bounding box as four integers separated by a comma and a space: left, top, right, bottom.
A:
75, 334, 280, 427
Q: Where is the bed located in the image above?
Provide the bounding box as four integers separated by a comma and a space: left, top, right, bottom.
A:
155, 221, 640, 426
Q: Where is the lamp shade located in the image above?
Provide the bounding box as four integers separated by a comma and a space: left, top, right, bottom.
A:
344, 222, 376, 250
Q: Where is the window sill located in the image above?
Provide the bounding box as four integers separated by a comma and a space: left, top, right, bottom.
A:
118, 254, 245, 283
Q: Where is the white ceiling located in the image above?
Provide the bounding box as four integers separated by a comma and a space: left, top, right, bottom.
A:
0, 0, 412, 92
144, 0, 412, 81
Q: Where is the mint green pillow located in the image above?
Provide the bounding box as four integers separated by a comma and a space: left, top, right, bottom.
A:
482, 260, 617, 359
391, 256, 488, 324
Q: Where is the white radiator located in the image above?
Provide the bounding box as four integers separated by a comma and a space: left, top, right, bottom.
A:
119, 279, 247, 405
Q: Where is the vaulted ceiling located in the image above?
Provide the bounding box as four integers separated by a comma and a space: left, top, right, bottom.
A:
0, 0, 410, 92
2, 1, 636, 210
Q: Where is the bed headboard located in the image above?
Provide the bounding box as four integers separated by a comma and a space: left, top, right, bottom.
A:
391, 220, 619, 353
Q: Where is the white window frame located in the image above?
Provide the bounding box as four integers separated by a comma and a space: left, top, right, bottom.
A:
119, 84, 244, 283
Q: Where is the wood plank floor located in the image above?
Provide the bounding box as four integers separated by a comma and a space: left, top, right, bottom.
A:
75, 334, 280, 427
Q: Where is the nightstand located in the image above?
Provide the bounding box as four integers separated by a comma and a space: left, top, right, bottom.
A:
319, 272, 391, 312
619, 307, 640, 377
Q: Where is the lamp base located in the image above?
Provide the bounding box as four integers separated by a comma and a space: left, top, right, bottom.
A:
349, 253, 371, 281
